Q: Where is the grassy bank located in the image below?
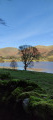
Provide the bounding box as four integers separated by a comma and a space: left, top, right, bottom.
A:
0, 68, 53, 120
1, 57, 53, 62
0, 68, 53, 95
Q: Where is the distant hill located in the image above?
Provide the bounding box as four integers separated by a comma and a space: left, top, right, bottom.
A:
0, 46, 53, 61
36, 45, 53, 57
0, 47, 19, 58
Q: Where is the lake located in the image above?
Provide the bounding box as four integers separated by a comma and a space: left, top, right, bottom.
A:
0, 61, 53, 73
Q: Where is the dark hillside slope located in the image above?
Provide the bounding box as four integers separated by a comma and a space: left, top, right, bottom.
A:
0, 69, 53, 120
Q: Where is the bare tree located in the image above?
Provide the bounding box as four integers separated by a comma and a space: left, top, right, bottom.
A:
19, 45, 40, 71
10, 60, 17, 69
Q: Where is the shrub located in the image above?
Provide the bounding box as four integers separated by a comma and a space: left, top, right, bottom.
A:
17, 80, 28, 88
0, 72, 12, 80
12, 87, 23, 97
24, 86, 34, 91
28, 97, 53, 120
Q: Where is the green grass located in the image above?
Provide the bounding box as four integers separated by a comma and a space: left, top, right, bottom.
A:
0, 68, 53, 95
0, 68, 53, 120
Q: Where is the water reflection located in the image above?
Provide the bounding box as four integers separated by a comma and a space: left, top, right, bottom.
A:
0, 61, 53, 73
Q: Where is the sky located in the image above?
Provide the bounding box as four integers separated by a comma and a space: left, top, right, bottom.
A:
0, 0, 53, 48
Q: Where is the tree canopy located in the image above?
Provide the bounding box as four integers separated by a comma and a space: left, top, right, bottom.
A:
19, 45, 40, 70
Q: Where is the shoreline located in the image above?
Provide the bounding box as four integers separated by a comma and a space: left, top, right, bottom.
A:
0, 60, 53, 62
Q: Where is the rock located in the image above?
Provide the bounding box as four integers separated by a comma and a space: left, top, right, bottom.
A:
23, 98, 29, 112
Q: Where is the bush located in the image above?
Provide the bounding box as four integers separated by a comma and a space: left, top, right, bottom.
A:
28, 97, 53, 120
12, 87, 23, 97
24, 86, 34, 91
17, 80, 28, 88
0, 72, 12, 80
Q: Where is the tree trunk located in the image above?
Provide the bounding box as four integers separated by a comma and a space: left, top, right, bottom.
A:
24, 61, 27, 71
25, 66, 26, 71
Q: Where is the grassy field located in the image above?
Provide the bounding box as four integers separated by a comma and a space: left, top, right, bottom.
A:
0, 68, 53, 120
0, 68, 53, 95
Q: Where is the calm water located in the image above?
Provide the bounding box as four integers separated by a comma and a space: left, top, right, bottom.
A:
0, 61, 53, 73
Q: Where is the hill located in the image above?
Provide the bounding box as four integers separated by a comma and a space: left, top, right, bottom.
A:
36, 45, 53, 61
36, 45, 53, 56
0, 47, 19, 58
0, 45, 53, 61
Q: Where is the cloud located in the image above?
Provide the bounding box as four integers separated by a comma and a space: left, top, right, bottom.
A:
0, 18, 6, 26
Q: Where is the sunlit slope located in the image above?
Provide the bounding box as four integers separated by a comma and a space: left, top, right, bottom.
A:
0, 46, 53, 60
36, 45, 53, 56
36, 45, 53, 61
0, 47, 19, 57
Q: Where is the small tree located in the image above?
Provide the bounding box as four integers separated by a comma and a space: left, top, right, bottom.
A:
10, 60, 17, 69
19, 45, 40, 70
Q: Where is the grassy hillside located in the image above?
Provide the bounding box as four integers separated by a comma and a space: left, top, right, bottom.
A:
0, 68, 53, 95
36, 45, 53, 61
0, 69, 53, 120
0, 47, 19, 57
0, 45, 53, 61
